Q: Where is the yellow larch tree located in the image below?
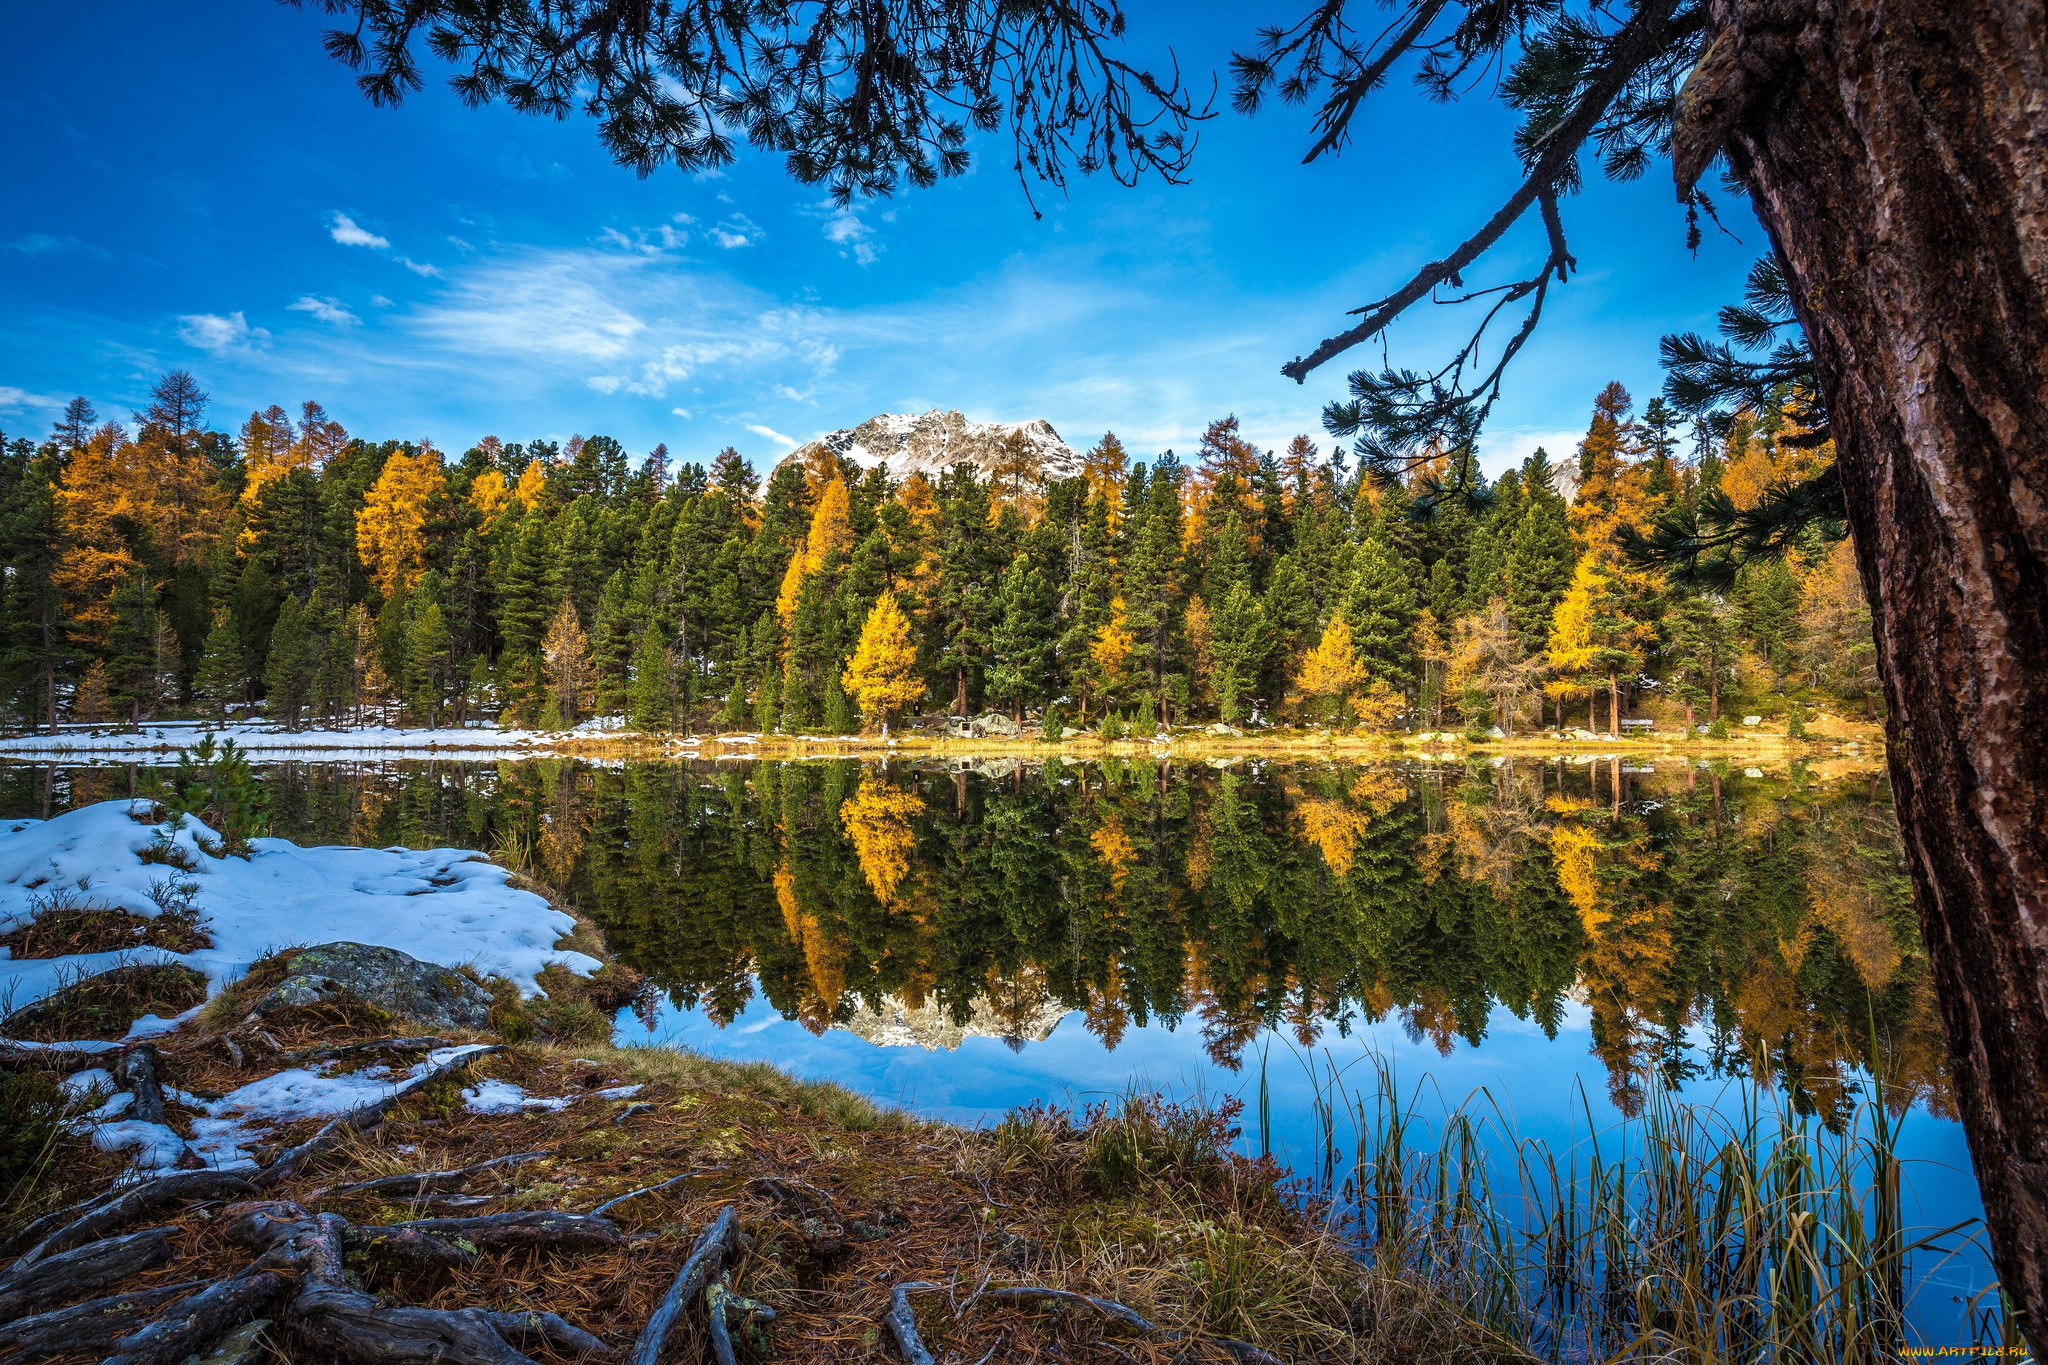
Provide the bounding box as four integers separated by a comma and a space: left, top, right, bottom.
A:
1080, 432, 1130, 527
1547, 560, 1603, 731
841, 777, 926, 904
356, 450, 449, 597
1088, 596, 1134, 713
1296, 614, 1367, 723
776, 476, 854, 623
467, 469, 514, 525
842, 593, 925, 730
511, 457, 549, 509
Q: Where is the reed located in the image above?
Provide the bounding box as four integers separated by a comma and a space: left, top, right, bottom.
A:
1258, 1046, 2004, 1362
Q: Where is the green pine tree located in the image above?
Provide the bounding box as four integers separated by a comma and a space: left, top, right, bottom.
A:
629, 625, 672, 732
1208, 581, 1272, 723
988, 556, 1054, 721
194, 608, 242, 724
406, 600, 451, 726
1346, 537, 1420, 689
265, 594, 310, 729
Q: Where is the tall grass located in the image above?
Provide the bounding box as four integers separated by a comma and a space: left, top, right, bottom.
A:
1257, 1045, 2008, 1362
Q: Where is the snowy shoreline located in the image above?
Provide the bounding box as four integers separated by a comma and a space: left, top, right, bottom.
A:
0, 800, 597, 1016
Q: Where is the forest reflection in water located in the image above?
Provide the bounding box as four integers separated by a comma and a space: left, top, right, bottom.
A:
3, 752, 1942, 1126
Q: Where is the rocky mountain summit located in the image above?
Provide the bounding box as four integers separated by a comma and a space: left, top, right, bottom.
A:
784, 409, 1081, 487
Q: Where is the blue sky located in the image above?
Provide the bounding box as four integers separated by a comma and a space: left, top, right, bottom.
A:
1, 2, 1759, 476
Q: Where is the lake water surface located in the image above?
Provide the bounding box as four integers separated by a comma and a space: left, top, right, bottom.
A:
0, 752, 1995, 1341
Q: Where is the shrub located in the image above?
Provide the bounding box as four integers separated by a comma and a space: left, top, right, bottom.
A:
1132, 694, 1157, 734
149, 736, 267, 856
1101, 711, 1126, 741
0, 1069, 70, 1197
1079, 1092, 1239, 1196
1707, 717, 1730, 739
1041, 701, 1066, 739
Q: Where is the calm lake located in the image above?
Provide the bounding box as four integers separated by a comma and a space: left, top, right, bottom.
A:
0, 753, 1996, 1340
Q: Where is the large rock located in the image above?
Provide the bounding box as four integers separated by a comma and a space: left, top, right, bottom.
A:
249, 942, 495, 1030
975, 711, 1020, 737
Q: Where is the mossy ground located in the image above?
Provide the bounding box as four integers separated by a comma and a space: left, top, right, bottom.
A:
2, 994, 1522, 1364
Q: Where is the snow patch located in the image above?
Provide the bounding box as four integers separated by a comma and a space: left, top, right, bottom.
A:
0, 801, 592, 1022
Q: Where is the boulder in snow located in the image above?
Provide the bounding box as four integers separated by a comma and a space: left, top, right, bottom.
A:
249, 942, 496, 1031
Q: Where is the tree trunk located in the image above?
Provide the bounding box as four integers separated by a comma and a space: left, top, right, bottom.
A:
1608, 671, 1620, 736
1682, 1, 2048, 1345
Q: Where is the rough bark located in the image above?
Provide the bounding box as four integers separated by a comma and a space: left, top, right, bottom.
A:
0, 1227, 176, 1320
10, 1170, 256, 1272
627, 1205, 737, 1365
99, 1271, 285, 1365
1677, 0, 2048, 1349
0, 1281, 203, 1356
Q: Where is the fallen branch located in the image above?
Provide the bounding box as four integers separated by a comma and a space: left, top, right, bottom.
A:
342, 1224, 477, 1268
374, 1210, 622, 1250
0, 1280, 203, 1356
253, 1046, 499, 1188
0, 1226, 176, 1320
10, 1169, 257, 1271
883, 1281, 941, 1365
987, 1287, 1284, 1365
705, 1280, 775, 1365
286, 1036, 453, 1064
114, 1043, 167, 1126
609, 1102, 654, 1126
590, 1167, 724, 1219
326, 1151, 549, 1199
0, 1038, 119, 1072
627, 1205, 737, 1365
749, 1174, 840, 1219
99, 1270, 285, 1365
475, 1308, 610, 1359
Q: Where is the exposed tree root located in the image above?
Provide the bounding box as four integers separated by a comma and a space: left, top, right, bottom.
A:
883, 1281, 941, 1365
0, 1038, 114, 1072
474, 1308, 610, 1359
113, 1043, 168, 1125
9, 1169, 257, 1271
253, 1046, 499, 1188
704, 1280, 775, 1365
0, 1280, 203, 1357
287, 1036, 454, 1064
98, 1270, 286, 1365
372, 1210, 622, 1250
627, 1205, 737, 1365
987, 1286, 1286, 1364
0, 1226, 176, 1320
326, 1150, 549, 1199
589, 1167, 724, 1219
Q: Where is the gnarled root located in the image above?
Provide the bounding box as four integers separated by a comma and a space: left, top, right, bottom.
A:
99, 1270, 286, 1365
326, 1150, 549, 1200
987, 1286, 1285, 1365
8, 1170, 256, 1272
0, 1280, 203, 1357
883, 1281, 941, 1365
704, 1279, 775, 1365
0, 1226, 176, 1321
627, 1205, 737, 1365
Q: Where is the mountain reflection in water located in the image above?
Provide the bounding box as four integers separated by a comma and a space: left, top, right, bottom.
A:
10, 752, 1936, 1127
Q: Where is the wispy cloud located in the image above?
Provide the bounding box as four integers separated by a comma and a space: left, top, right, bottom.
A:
803, 201, 878, 265
0, 386, 65, 413
707, 213, 761, 250
745, 423, 797, 450
395, 256, 443, 278
329, 212, 389, 249
9, 234, 107, 258
179, 310, 271, 353
288, 295, 359, 326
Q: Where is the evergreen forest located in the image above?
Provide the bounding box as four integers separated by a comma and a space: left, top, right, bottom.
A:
0, 373, 1878, 738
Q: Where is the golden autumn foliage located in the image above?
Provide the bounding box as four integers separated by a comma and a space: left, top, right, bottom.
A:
511, 458, 549, 508
355, 451, 448, 597
1090, 820, 1137, 894
1295, 614, 1367, 715
1090, 596, 1134, 686
1297, 798, 1371, 877
1550, 822, 1606, 930
467, 469, 514, 524
841, 778, 925, 904
776, 477, 854, 623
52, 438, 147, 647
774, 860, 847, 1030
842, 594, 925, 725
